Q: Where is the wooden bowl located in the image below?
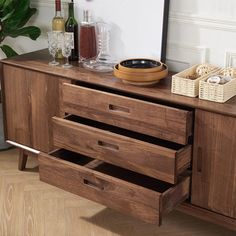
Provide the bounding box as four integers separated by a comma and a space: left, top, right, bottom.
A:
113, 64, 168, 83
119, 58, 163, 73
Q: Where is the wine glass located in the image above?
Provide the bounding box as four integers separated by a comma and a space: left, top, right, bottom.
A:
47, 31, 60, 66
61, 32, 73, 68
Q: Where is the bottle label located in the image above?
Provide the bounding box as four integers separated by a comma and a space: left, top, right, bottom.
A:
65, 32, 74, 49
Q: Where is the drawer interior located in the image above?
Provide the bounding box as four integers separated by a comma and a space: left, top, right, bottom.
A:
65, 115, 186, 150
51, 149, 94, 165
51, 149, 173, 192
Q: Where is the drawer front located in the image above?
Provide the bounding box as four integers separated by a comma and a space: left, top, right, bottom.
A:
53, 117, 192, 184
39, 150, 190, 225
62, 83, 193, 145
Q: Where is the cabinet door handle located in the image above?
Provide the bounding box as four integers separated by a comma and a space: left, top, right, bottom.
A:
83, 179, 104, 191
197, 147, 203, 173
97, 140, 119, 151
108, 104, 130, 114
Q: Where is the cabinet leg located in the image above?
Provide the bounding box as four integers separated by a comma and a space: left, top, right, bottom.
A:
18, 149, 28, 171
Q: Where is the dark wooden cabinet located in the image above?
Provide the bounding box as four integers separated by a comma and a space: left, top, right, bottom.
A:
192, 109, 236, 218
2, 64, 61, 152
1, 49, 236, 230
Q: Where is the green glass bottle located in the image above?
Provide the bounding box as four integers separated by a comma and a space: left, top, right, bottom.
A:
65, 0, 79, 61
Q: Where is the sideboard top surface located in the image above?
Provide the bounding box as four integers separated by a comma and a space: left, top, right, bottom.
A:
1, 49, 236, 117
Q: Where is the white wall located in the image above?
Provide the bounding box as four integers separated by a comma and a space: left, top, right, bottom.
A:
168, 0, 236, 71
2, 0, 236, 72
76, 0, 166, 60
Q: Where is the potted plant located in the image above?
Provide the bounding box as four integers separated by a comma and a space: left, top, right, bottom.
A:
0, 0, 41, 57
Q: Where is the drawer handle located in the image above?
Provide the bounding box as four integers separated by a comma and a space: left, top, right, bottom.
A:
83, 179, 105, 191
197, 147, 203, 173
108, 104, 130, 114
98, 140, 119, 151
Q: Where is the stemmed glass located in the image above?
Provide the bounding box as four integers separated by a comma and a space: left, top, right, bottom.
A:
47, 31, 59, 66
61, 32, 73, 68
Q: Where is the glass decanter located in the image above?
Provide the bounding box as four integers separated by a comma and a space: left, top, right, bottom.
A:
83, 22, 116, 72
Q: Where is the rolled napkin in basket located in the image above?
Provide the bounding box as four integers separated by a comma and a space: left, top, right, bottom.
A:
196, 64, 216, 76
207, 75, 233, 85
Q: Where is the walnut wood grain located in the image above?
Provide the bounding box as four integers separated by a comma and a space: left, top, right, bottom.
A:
59, 79, 71, 117
0, 63, 7, 138
18, 149, 28, 170
52, 116, 192, 184
3, 65, 31, 146
191, 109, 236, 218
1, 49, 236, 118
39, 150, 190, 225
62, 83, 193, 145
2, 65, 61, 152
162, 177, 190, 215
176, 146, 193, 176
178, 203, 236, 232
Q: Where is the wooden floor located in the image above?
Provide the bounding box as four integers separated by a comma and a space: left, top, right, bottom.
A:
0, 148, 235, 236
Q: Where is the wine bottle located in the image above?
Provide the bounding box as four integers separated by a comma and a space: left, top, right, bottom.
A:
52, 0, 65, 59
65, 0, 79, 61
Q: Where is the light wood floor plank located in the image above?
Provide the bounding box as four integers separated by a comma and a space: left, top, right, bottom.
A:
0, 148, 235, 236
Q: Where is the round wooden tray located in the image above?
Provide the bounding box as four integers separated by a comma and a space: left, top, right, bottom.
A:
114, 64, 168, 83
122, 79, 161, 86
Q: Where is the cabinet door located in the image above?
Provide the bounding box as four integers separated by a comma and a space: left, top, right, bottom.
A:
2, 65, 61, 152
191, 109, 236, 218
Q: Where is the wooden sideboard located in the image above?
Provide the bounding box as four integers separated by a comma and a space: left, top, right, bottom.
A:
1, 49, 236, 230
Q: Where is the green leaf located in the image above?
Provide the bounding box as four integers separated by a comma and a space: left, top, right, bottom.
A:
16, 7, 37, 28
2, 0, 30, 29
0, 0, 6, 8
5, 26, 41, 40
0, 0, 15, 20
0, 0, 9, 10
0, 44, 18, 57
0, 0, 41, 53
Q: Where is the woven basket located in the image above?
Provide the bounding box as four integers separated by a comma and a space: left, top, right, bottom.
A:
199, 68, 236, 103
171, 64, 219, 97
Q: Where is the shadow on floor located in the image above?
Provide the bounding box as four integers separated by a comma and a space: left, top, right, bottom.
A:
23, 165, 39, 173
81, 208, 235, 236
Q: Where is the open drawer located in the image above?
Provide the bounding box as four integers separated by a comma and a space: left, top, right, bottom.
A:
52, 115, 192, 184
62, 83, 193, 145
39, 149, 190, 225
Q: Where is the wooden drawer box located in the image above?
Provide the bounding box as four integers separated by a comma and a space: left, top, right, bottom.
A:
52, 115, 192, 184
62, 83, 193, 145
39, 149, 190, 225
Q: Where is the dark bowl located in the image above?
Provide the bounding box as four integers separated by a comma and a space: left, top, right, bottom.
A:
119, 58, 163, 73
